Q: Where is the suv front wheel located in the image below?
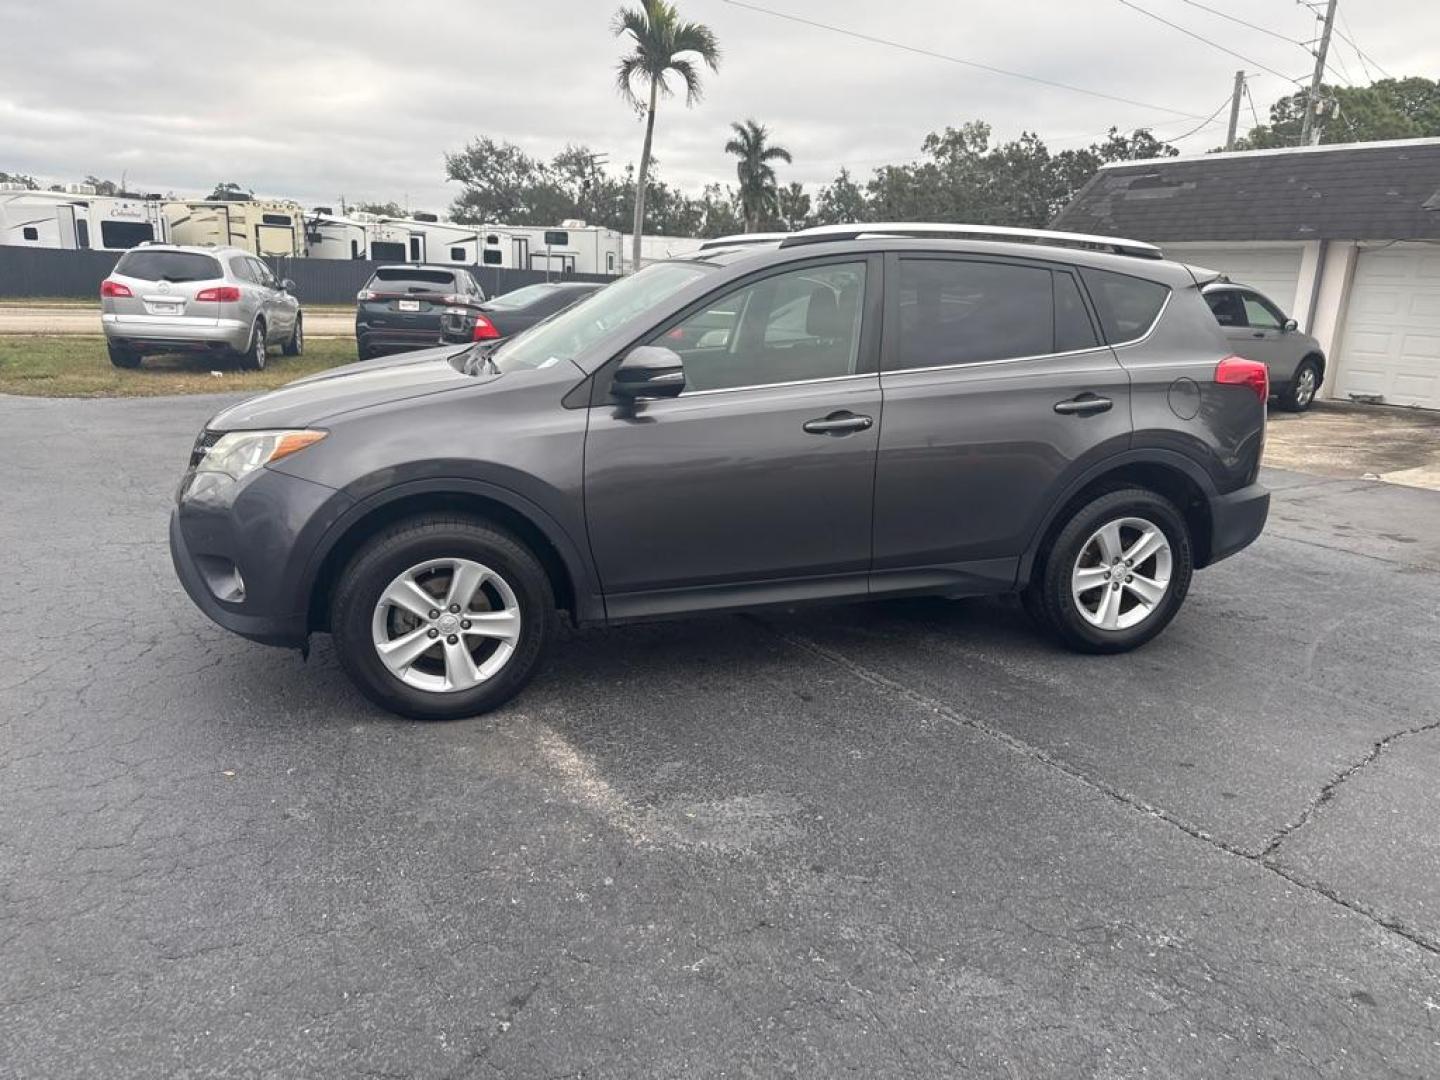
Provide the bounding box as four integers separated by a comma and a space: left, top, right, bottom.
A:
330, 516, 555, 720
1025, 488, 1194, 654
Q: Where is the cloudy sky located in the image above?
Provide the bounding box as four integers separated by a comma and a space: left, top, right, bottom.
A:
2, 0, 1434, 215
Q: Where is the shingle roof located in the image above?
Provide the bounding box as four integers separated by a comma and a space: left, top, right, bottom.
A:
1051, 138, 1440, 243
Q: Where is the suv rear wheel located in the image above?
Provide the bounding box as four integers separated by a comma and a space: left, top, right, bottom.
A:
330, 516, 555, 720
1025, 488, 1193, 653
107, 342, 141, 369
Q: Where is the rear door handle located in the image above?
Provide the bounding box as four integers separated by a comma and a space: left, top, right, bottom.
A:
803, 411, 873, 435
1054, 395, 1113, 416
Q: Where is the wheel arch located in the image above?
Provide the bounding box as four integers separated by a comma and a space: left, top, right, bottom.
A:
1018, 450, 1218, 583
302, 480, 601, 635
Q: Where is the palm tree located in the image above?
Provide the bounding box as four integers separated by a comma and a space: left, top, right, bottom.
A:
614, 1, 720, 270
725, 120, 793, 233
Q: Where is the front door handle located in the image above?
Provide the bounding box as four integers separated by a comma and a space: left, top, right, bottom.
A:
1251, 331, 1267, 339
803, 411, 873, 435
1054, 394, 1113, 416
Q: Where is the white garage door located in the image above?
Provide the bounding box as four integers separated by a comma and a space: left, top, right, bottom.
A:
1163, 244, 1306, 315
1335, 243, 1440, 409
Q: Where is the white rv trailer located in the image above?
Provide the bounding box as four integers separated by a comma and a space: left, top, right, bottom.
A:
367, 213, 482, 265
479, 221, 623, 276
164, 199, 306, 257
303, 207, 371, 259
623, 232, 708, 271
0, 186, 170, 250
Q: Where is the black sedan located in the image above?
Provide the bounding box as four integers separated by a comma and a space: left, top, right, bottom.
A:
355, 265, 486, 360
440, 281, 604, 344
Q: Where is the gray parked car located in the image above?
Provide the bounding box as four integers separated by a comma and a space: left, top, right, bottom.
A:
1202, 282, 1325, 411
101, 243, 302, 370
170, 223, 1271, 721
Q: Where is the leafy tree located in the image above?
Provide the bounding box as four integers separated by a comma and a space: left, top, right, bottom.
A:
777, 182, 810, 232
352, 200, 405, 217
724, 119, 792, 232
208, 181, 252, 201
813, 169, 866, 225
1234, 77, 1440, 149
84, 175, 119, 195
613, 0, 720, 268
0, 171, 39, 189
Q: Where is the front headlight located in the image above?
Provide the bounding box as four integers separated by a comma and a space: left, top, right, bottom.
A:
196, 429, 327, 481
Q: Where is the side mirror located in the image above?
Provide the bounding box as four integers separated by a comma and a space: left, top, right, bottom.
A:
612, 345, 685, 400
1282, 318, 1298, 333
281, 278, 296, 292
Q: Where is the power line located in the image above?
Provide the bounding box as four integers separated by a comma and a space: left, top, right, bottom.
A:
718, 0, 1211, 119
1115, 0, 1304, 84
1333, 7, 1394, 80
1156, 95, 1238, 144
1243, 79, 1264, 130
1176, 0, 1305, 48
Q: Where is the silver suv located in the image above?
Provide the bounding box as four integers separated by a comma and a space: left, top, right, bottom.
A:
100, 244, 302, 370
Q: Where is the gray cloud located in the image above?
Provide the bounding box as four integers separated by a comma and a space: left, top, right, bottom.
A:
1, 0, 1432, 215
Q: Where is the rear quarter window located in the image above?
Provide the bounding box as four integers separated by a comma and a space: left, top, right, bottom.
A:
1079, 268, 1170, 344
114, 250, 222, 282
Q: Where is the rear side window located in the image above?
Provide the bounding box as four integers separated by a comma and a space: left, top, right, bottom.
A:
368, 268, 456, 292
1080, 268, 1170, 345
1054, 271, 1099, 352
114, 250, 221, 282
893, 258, 1054, 369
1205, 289, 1247, 327
229, 256, 255, 283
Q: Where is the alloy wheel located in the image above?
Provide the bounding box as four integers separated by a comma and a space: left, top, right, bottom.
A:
1295, 366, 1316, 407
371, 557, 521, 692
1071, 516, 1173, 631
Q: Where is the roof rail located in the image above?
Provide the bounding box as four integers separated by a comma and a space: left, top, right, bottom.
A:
777, 222, 1164, 260
697, 232, 789, 251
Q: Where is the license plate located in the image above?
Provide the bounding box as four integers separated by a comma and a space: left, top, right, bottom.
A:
397, 299, 420, 312
151, 303, 181, 315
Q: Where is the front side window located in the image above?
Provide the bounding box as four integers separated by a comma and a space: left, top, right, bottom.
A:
248, 258, 276, 287
895, 258, 1053, 369
656, 262, 867, 392
1241, 292, 1285, 330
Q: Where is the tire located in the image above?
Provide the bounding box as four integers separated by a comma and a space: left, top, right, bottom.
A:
330, 516, 555, 720
356, 340, 374, 362
1024, 487, 1193, 654
237, 322, 267, 371
282, 314, 304, 357
1277, 358, 1320, 412
107, 342, 141, 369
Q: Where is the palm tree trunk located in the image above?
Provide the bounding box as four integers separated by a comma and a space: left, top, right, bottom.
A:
631, 78, 659, 272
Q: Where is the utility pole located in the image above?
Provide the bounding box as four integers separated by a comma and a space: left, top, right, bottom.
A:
1225, 69, 1245, 151
1300, 0, 1338, 146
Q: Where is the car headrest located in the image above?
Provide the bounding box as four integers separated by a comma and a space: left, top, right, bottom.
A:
806, 286, 841, 338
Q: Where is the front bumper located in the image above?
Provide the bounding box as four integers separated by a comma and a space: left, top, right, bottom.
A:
169, 465, 353, 648
103, 313, 249, 350
1205, 482, 1270, 566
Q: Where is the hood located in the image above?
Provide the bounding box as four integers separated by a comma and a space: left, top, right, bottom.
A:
208, 346, 490, 429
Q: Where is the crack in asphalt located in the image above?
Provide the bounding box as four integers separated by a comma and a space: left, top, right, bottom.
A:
763, 623, 1440, 959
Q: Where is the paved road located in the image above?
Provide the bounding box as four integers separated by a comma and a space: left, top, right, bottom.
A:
3, 393, 1438, 1078
0, 305, 354, 337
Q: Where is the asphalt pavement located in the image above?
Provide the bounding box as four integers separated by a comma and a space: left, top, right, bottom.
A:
2, 392, 1438, 1078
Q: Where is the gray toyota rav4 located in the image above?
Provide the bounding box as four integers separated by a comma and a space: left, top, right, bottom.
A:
170, 223, 1271, 721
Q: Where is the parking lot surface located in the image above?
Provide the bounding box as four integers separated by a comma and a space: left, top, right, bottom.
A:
3, 393, 1439, 1078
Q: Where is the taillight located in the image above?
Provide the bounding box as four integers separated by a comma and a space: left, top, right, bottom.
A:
1216, 356, 1269, 403
471, 315, 500, 341
195, 286, 241, 302
357, 289, 377, 302
100, 279, 132, 298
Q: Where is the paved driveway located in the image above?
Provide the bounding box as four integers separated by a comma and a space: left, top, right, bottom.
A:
2, 394, 1438, 1078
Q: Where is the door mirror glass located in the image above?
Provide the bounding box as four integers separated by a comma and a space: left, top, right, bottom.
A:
281, 278, 296, 292
1282, 317, 1298, 333
612, 346, 686, 399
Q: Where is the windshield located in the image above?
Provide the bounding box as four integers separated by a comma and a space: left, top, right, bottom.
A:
485, 283, 559, 310
491, 262, 711, 373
